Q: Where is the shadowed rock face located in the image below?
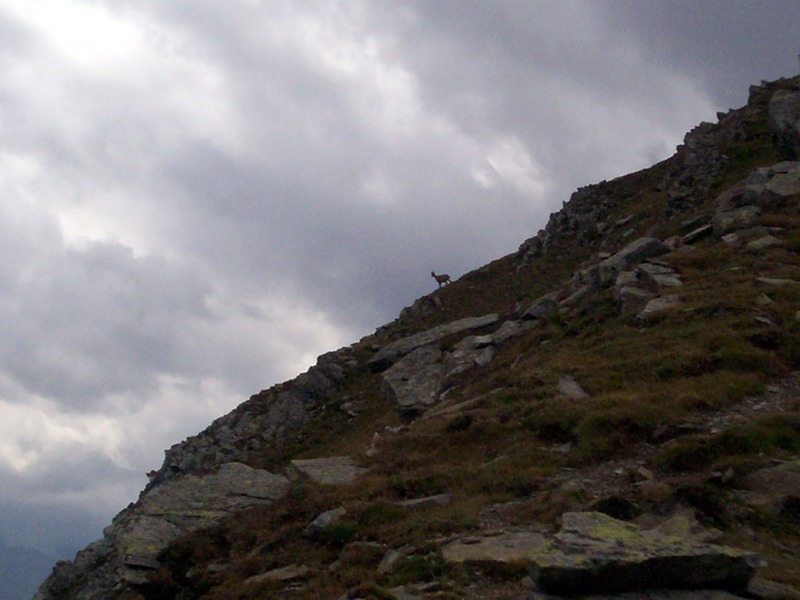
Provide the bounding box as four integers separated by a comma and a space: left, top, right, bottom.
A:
769, 88, 800, 160
528, 512, 760, 595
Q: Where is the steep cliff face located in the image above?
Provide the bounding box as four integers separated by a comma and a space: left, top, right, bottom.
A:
36, 76, 800, 599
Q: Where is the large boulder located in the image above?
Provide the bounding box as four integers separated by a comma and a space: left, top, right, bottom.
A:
442, 530, 547, 566
769, 89, 800, 160
528, 512, 760, 595
741, 460, 800, 516
599, 237, 670, 277
636, 294, 682, 320
381, 345, 446, 420
35, 463, 291, 597
117, 463, 289, 577
524, 294, 560, 319
637, 262, 682, 291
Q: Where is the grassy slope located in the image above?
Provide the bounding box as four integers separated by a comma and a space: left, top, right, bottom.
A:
142, 78, 800, 599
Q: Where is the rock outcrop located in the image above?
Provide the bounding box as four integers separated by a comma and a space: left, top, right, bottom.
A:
528, 512, 761, 595
368, 313, 499, 371
35, 463, 289, 598
155, 345, 360, 483
769, 88, 800, 160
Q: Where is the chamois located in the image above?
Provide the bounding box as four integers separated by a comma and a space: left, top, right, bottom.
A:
431, 271, 451, 287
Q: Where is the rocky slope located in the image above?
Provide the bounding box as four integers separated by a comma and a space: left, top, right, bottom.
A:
35, 75, 800, 599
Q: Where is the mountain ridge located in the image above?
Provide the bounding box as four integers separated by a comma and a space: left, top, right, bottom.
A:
35, 74, 800, 599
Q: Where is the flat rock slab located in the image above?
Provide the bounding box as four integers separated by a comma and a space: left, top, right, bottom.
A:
289, 456, 367, 485
118, 463, 289, 569
528, 512, 760, 595
756, 277, 800, 287
442, 530, 548, 565
637, 294, 681, 320
369, 313, 499, 370
558, 375, 589, 399
381, 345, 446, 420
599, 237, 669, 272
396, 494, 452, 509
245, 564, 311, 585
637, 262, 682, 290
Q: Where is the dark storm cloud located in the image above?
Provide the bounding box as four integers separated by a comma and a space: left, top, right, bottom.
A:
598, 0, 800, 107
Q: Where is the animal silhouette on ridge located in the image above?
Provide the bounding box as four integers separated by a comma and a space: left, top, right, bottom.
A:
431, 271, 451, 287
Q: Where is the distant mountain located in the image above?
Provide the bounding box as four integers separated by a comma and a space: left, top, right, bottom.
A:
35, 75, 800, 598
0, 545, 55, 600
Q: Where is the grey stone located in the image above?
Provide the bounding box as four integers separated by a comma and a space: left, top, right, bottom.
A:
369, 313, 499, 370
756, 277, 800, 287
423, 387, 507, 419
637, 295, 681, 320
454, 334, 494, 350
378, 549, 404, 574
755, 293, 774, 306
599, 237, 669, 273
304, 507, 348, 537
396, 494, 452, 509
558, 375, 589, 399
746, 235, 782, 251
524, 294, 559, 319
768, 161, 800, 175
747, 167, 773, 185
528, 512, 760, 595
615, 271, 639, 289
442, 530, 548, 565
290, 457, 366, 485
714, 206, 761, 235
473, 346, 495, 367
637, 262, 682, 290
444, 344, 494, 380
490, 319, 534, 344
742, 460, 800, 514
573, 264, 619, 291
715, 181, 752, 212
44, 462, 294, 594
245, 564, 311, 585
381, 345, 445, 420
768, 89, 800, 160
559, 284, 593, 306
722, 232, 742, 248
682, 224, 714, 245
748, 576, 800, 600
759, 170, 800, 207
565, 590, 749, 600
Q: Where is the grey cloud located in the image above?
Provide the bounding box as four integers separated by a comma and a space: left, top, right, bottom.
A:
0, 232, 214, 409
0, 498, 108, 559
597, 0, 800, 107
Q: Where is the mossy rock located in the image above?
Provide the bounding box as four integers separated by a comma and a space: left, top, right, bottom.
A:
528, 512, 761, 594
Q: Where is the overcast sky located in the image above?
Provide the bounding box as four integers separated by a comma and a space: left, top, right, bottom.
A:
0, 0, 798, 563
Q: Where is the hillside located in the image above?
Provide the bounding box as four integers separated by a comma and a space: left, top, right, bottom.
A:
36, 76, 800, 599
